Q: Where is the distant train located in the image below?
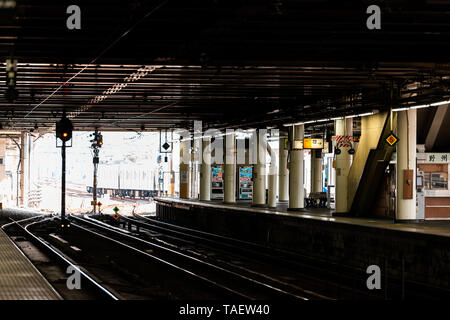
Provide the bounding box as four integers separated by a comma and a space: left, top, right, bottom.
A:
86, 163, 160, 199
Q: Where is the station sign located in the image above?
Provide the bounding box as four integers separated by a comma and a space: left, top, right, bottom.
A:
303, 138, 324, 149
417, 153, 450, 163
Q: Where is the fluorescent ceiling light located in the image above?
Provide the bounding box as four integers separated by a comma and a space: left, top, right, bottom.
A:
357, 112, 374, 117
411, 104, 428, 109
430, 100, 450, 107
392, 107, 409, 111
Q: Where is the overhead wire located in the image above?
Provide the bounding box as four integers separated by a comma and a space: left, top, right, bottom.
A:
24, 0, 170, 119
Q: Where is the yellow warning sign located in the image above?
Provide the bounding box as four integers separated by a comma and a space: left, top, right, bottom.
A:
113, 213, 120, 220
386, 133, 399, 146
303, 138, 324, 149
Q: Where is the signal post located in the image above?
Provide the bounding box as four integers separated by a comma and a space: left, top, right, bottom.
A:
56, 114, 73, 229
90, 129, 103, 214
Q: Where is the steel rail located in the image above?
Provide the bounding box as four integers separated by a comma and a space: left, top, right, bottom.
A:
13, 218, 121, 300
70, 214, 311, 300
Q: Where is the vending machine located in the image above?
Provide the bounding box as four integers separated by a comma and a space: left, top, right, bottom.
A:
416, 170, 425, 220
211, 165, 224, 199
238, 166, 253, 199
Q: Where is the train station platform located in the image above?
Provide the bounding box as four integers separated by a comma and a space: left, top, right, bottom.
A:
155, 197, 450, 238
0, 228, 61, 300
154, 197, 450, 292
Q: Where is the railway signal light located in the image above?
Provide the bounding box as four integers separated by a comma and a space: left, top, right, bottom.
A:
90, 131, 103, 148
90, 129, 103, 214
56, 116, 73, 142
5, 58, 18, 102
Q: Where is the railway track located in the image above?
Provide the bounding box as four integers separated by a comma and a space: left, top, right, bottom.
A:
69, 214, 318, 300
106, 213, 366, 299
123, 213, 447, 300
4, 211, 441, 300
2, 216, 119, 300
77, 213, 368, 300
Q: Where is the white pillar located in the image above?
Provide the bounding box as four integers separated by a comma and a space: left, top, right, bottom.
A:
252, 131, 266, 206
312, 149, 323, 193
289, 124, 304, 210
268, 144, 278, 208
224, 133, 236, 204
200, 139, 211, 201
278, 137, 289, 202
19, 132, 25, 207
396, 109, 417, 221
191, 137, 200, 199
334, 118, 352, 213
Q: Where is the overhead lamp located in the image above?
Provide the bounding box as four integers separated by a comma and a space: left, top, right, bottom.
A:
411, 104, 428, 110
357, 112, 374, 117
392, 99, 450, 112
430, 100, 450, 107
392, 107, 409, 112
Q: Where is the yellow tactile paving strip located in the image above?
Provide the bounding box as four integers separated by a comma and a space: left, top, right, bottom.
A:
0, 229, 61, 300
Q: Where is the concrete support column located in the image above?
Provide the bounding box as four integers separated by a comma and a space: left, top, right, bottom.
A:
191, 137, 201, 199
252, 131, 266, 206
311, 149, 323, 193
0, 138, 6, 183
278, 137, 289, 202
179, 139, 190, 199
19, 132, 25, 207
224, 133, 236, 204
268, 140, 278, 208
0, 138, 6, 207
288, 124, 304, 210
334, 118, 352, 213
200, 139, 211, 201
396, 109, 417, 221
